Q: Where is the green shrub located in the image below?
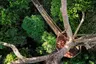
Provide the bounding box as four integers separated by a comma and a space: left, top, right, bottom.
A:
20, 48, 31, 57
35, 31, 56, 54
4, 53, 16, 64
0, 27, 26, 49
0, 0, 31, 26
43, 0, 52, 13
22, 15, 45, 42
8, 0, 31, 16
0, 0, 9, 8
42, 31, 56, 53
36, 31, 56, 54
0, 9, 19, 25
4, 48, 30, 64
50, 0, 79, 31
63, 52, 96, 64
51, 0, 61, 22
0, 0, 30, 49
8, 0, 30, 9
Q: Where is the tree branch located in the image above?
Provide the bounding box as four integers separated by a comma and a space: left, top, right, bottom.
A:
61, 0, 73, 38
0, 0, 75, 64
0, 42, 25, 59
0, 0, 96, 64
11, 55, 49, 64
74, 34, 96, 43
0, 42, 49, 64
31, 0, 62, 36
1, 34, 96, 64
0, 41, 74, 64
73, 12, 85, 38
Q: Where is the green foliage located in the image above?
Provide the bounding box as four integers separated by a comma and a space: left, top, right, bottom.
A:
43, 0, 52, 13
4, 48, 30, 64
0, 27, 26, 49
0, 0, 31, 26
63, 52, 96, 64
51, 0, 91, 20
8, 0, 30, 9
7, 0, 31, 16
42, 31, 56, 53
41, 31, 56, 53
0, 45, 4, 49
4, 53, 16, 64
89, 61, 95, 64
36, 46, 45, 55
51, 0, 92, 32
0, 0, 96, 64
51, 0, 61, 22
0, 8, 19, 25
36, 31, 56, 54
22, 15, 45, 42
79, 6, 96, 34
20, 48, 31, 57
0, 0, 9, 8
0, 0, 31, 49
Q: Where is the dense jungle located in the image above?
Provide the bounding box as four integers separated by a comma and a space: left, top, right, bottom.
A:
0, 0, 96, 64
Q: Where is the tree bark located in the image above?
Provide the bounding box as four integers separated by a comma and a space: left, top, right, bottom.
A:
32, 0, 62, 36
61, 0, 73, 38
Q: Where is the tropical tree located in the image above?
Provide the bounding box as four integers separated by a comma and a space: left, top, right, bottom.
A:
0, 0, 96, 64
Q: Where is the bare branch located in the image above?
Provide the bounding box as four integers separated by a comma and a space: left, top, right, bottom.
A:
0, 40, 75, 64
74, 35, 96, 50
74, 34, 96, 43
31, 0, 62, 36
0, 42, 25, 59
61, 0, 73, 38
77, 34, 91, 36
1, 35, 96, 64
12, 55, 49, 64
0, 42, 49, 63
73, 12, 85, 38
0, 41, 72, 64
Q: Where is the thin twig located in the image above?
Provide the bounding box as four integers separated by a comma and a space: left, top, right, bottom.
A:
77, 34, 96, 37
73, 12, 85, 38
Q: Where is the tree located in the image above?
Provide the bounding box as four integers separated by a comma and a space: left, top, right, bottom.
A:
0, 0, 96, 64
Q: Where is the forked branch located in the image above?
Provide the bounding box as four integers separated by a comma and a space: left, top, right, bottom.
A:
0, 42, 25, 59
0, 41, 75, 64
1, 34, 96, 63
0, 42, 49, 63
0, 41, 73, 64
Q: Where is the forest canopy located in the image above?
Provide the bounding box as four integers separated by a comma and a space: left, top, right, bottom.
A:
0, 0, 96, 64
